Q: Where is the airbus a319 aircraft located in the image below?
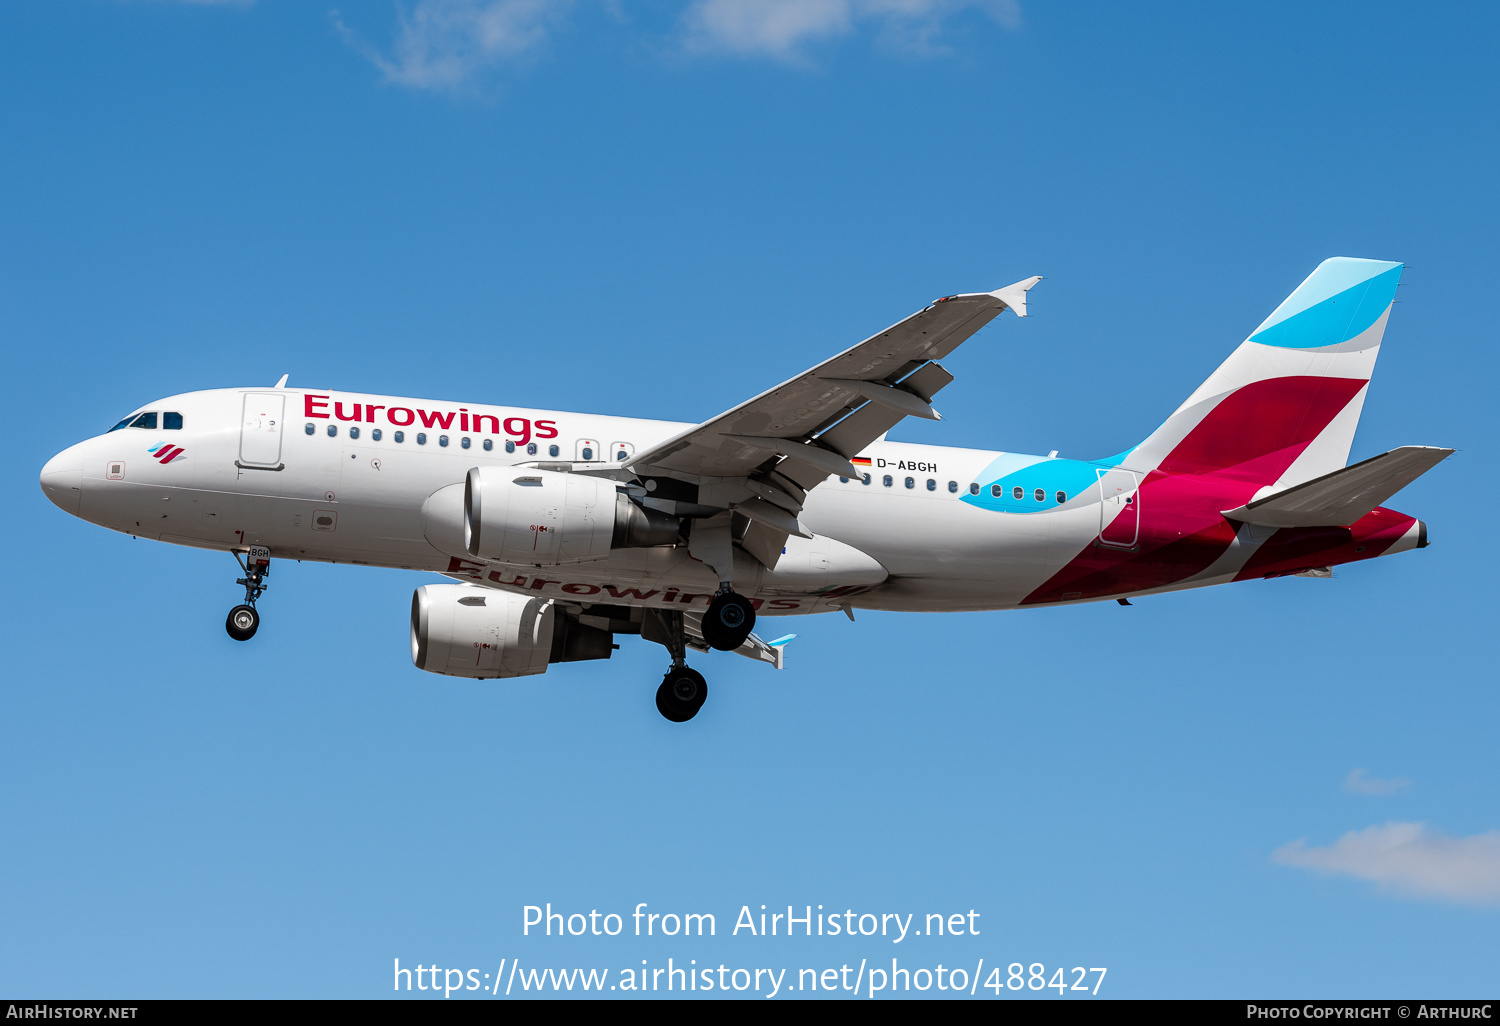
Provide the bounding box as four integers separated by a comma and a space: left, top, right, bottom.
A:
40, 258, 1449, 721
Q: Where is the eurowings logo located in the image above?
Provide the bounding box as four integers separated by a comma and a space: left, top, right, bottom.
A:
149, 443, 186, 464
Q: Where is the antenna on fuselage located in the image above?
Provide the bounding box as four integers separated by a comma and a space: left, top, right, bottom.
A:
274, 374, 289, 388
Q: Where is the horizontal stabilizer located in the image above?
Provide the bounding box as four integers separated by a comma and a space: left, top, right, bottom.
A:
1223, 446, 1453, 528
684, 611, 785, 669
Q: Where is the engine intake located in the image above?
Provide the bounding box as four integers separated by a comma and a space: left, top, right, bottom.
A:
464, 466, 678, 566
410, 584, 617, 680
411, 585, 554, 679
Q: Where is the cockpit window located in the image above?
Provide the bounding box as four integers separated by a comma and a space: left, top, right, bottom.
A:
130, 412, 157, 429
163, 412, 183, 430
108, 417, 133, 432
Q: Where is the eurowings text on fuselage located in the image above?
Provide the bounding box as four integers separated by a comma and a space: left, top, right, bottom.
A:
39, 258, 1450, 721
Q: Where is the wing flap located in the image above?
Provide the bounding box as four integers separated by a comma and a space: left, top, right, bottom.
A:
735, 496, 812, 538
899, 361, 956, 403
738, 518, 789, 570
1223, 445, 1454, 527
816, 403, 905, 464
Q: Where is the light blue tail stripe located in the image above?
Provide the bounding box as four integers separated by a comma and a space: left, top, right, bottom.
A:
1252, 257, 1401, 331
1249, 264, 1401, 350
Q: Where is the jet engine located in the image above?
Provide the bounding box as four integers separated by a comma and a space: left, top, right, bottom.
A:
463, 466, 679, 566
410, 584, 617, 680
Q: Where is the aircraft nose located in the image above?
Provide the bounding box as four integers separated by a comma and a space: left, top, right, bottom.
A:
40, 444, 86, 515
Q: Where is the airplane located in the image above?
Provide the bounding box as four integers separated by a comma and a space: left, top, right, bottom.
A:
39, 257, 1451, 722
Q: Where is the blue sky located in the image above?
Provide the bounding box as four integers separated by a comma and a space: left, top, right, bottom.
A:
3, 0, 1498, 999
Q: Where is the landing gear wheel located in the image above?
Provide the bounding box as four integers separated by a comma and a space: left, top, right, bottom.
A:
226, 604, 259, 642
701, 592, 755, 651
656, 667, 708, 722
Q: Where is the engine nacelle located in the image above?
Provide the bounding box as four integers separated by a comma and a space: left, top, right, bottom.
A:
410, 584, 553, 679
463, 466, 679, 566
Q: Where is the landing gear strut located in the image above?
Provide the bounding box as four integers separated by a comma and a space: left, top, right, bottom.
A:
701, 588, 755, 651
226, 546, 270, 642
643, 608, 709, 722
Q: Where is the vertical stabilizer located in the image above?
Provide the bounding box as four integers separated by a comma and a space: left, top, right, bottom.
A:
1124, 258, 1402, 491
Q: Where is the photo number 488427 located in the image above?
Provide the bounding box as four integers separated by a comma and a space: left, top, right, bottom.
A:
998, 965, 1107, 995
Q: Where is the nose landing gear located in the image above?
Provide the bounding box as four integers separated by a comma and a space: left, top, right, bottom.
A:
226, 546, 270, 642
226, 604, 259, 641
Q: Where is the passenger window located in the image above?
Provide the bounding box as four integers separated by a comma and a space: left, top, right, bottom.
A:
504, 440, 515, 453
991, 484, 1001, 497
527, 443, 537, 455
372, 429, 382, 441
1013, 486, 1023, 500
948, 481, 958, 493
861, 474, 871, 485
482, 439, 492, 451
461, 437, 471, 449
439, 435, 449, 447
163, 412, 183, 429
612, 442, 634, 461
581, 446, 593, 461
416, 433, 427, 445
130, 412, 157, 429
926, 479, 936, 491
304, 423, 315, 435
327, 424, 337, 437
839, 477, 849, 483
1056, 490, 1066, 503
969, 483, 979, 495
394, 431, 404, 443
883, 475, 893, 487
349, 426, 360, 440
1034, 488, 1045, 502
904, 477, 914, 489
550, 444, 561, 458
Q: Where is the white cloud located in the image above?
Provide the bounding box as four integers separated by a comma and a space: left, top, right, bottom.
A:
335, 0, 570, 91
335, 0, 1021, 91
680, 0, 1021, 61
1273, 822, 1500, 906
1345, 768, 1412, 796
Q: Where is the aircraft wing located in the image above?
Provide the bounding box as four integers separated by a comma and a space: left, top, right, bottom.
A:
624, 277, 1040, 573
1223, 445, 1454, 528
624, 277, 1040, 571
628, 277, 1040, 488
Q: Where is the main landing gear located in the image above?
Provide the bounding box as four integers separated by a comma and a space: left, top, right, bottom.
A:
643, 607, 714, 723
701, 588, 755, 651
226, 546, 270, 642
641, 588, 754, 722
657, 666, 708, 723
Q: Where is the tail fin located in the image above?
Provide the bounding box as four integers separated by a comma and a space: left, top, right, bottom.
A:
1124, 257, 1402, 490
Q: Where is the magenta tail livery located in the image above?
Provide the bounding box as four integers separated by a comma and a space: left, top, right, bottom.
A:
39, 259, 1450, 721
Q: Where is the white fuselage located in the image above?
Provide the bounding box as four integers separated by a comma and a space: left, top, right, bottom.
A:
43, 386, 1127, 616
